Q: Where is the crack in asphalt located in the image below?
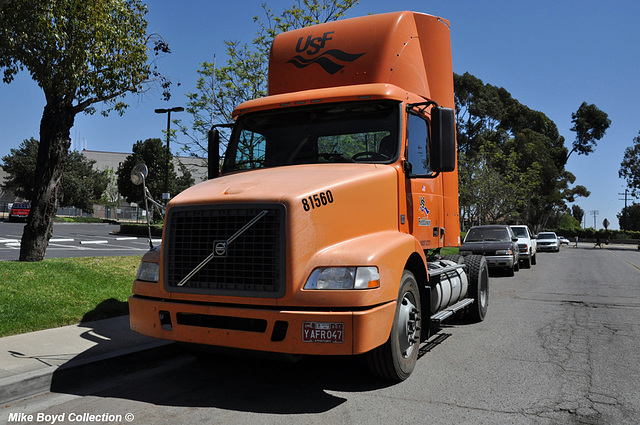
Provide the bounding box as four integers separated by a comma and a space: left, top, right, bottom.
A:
532, 301, 630, 424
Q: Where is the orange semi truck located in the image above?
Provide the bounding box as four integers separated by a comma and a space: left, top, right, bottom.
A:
129, 11, 489, 381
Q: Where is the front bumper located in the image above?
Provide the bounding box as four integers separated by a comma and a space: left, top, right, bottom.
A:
518, 251, 531, 259
538, 244, 558, 251
484, 254, 515, 268
129, 295, 396, 356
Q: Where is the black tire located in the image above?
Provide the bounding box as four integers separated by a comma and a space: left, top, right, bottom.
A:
507, 264, 515, 276
367, 270, 422, 382
531, 253, 537, 265
443, 254, 465, 265
465, 255, 489, 322
514, 258, 520, 272
523, 256, 531, 269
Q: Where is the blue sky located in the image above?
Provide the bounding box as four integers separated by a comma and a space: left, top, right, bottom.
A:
1, 0, 638, 229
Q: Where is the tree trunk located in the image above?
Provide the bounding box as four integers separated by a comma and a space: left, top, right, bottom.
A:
19, 100, 75, 262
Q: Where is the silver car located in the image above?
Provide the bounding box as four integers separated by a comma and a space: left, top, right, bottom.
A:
537, 232, 560, 252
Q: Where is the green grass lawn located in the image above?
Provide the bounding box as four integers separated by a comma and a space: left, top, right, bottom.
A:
0, 245, 464, 337
0, 256, 141, 337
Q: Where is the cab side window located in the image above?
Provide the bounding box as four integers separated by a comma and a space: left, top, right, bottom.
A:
406, 113, 430, 176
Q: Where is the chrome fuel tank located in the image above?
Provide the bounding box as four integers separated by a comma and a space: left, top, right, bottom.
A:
428, 259, 469, 313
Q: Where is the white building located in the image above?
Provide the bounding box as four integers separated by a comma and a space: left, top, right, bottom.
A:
81, 149, 208, 185
1, 150, 208, 220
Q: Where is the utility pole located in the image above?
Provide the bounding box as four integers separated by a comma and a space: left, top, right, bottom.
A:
587, 210, 599, 229
154, 106, 184, 204
618, 189, 634, 230
618, 190, 628, 230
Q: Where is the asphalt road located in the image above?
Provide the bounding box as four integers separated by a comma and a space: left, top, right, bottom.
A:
0, 222, 156, 260
2, 245, 640, 424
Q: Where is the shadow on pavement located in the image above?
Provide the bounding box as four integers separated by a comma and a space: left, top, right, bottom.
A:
49, 312, 454, 414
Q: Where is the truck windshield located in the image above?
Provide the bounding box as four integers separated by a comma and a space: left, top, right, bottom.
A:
511, 227, 527, 238
223, 100, 400, 172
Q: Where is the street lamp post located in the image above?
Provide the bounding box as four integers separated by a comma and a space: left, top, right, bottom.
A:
154, 106, 184, 204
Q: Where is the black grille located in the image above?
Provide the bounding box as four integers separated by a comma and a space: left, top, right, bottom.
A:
164, 204, 286, 298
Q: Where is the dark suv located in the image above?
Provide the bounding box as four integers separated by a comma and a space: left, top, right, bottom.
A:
460, 225, 520, 276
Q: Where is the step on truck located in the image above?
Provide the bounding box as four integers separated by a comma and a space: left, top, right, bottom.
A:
129, 10, 489, 381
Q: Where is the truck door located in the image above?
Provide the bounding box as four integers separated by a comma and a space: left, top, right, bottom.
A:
405, 111, 443, 250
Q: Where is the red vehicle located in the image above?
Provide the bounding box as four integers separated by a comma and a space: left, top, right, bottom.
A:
9, 202, 30, 222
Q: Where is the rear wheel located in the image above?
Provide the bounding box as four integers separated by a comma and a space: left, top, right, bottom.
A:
465, 255, 489, 322
367, 270, 422, 382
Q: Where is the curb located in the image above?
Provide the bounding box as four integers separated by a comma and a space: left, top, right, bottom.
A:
0, 340, 175, 405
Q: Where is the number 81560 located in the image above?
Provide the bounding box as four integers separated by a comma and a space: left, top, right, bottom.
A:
301, 190, 334, 211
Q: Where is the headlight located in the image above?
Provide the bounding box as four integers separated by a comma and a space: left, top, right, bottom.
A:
136, 261, 159, 282
495, 249, 513, 255
304, 266, 380, 290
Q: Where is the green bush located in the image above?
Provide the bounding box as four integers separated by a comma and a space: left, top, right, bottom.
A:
54, 216, 104, 223
546, 228, 640, 241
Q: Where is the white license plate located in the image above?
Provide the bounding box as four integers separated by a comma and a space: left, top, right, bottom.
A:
302, 322, 344, 343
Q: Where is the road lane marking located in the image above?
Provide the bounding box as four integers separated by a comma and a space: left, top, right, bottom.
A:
604, 249, 640, 272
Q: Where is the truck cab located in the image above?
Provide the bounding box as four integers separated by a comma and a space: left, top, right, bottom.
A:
130, 11, 489, 382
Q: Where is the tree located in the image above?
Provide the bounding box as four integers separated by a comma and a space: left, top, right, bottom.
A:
566, 102, 611, 163
453, 73, 607, 231
177, 0, 359, 164
454, 72, 572, 229
1, 138, 108, 212
459, 149, 540, 227
61, 150, 110, 211
101, 168, 120, 205
617, 203, 640, 232
572, 204, 585, 225
175, 163, 195, 194
558, 212, 581, 231
619, 131, 640, 197
116, 138, 177, 207
1, 0, 171, 261
0, 137, 39, 201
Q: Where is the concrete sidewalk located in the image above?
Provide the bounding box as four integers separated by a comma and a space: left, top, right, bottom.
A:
0, 315, 170, 404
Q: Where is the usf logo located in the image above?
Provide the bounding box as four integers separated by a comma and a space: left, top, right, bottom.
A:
287, 30, 365, 75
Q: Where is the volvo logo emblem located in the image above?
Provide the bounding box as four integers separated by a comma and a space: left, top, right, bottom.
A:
214, 241, 227, 257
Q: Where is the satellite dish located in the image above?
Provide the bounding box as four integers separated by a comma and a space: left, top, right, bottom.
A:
130, 163, 148, 186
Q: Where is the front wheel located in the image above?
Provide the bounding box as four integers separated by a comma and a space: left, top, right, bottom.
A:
367, 270, 422, 382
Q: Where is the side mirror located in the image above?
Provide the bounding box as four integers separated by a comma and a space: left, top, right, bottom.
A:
512, 237, 519, 242
129, 163, 157, 250
430, 106, 456, 172
208, 128, 220, 179
130, 163, 148, 186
